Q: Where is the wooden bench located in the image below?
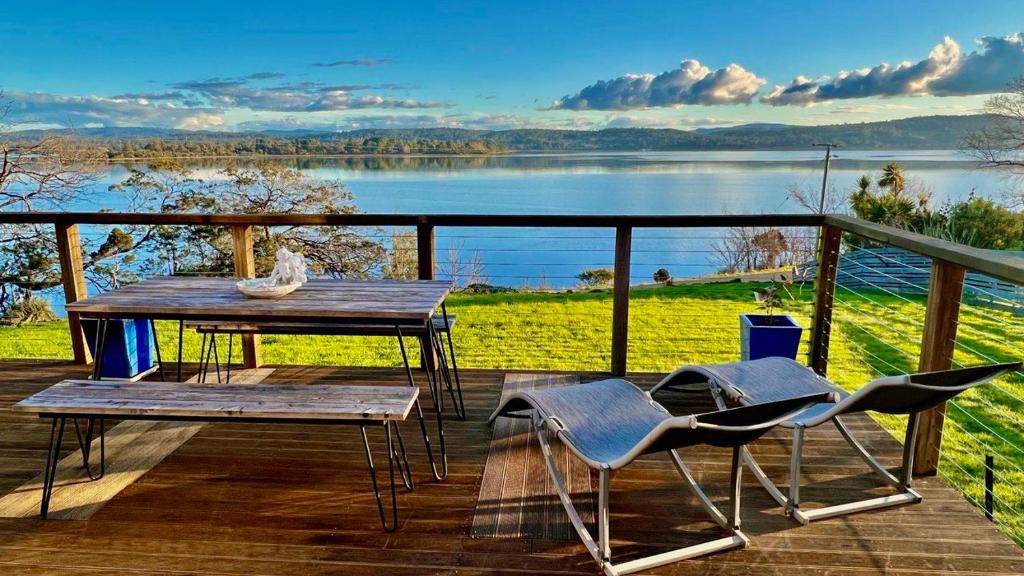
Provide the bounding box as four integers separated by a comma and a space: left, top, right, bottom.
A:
186, 315, 465, 419
14, 379, 419, 531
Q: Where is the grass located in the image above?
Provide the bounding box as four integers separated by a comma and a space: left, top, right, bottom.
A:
1, 280, 1021, 544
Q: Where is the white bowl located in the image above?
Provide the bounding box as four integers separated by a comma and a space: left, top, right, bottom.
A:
236, 278, 302, 298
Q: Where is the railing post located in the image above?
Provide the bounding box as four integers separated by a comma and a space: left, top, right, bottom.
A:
55, 223, 91, 365
809, 225, 842, 376
611, 226, 632, 376
417, 222, 435, 280
230, 224, 262, 368
913, 260, 966, 476
416, 222, 437, 370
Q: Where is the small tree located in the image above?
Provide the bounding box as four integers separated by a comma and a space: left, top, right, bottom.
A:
382, 232, 418, 280
752, 275, 795, 322
877, 162, 906, 197
963, 76, 1024, 209
438, 242, 487, 289
653, 268, 671, 284
577, 268, 614, 288
0, 96, 103, 318
107, 162, 388, 280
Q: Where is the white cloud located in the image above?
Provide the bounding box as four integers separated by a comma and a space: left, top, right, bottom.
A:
3, 91, 219, 128
176, 113, 226, 130
762, 33, 1024, 106
550, 59, 765, 110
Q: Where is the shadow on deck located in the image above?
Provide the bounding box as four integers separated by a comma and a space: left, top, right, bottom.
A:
0, 360, 1020, 575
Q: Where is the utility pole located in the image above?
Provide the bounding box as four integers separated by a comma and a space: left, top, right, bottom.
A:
812, 143, 838, 214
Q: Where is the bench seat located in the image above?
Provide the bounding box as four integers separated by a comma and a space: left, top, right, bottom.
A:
15, 379, 420, 529
185, 315, 457, 336
185, 314, 467, 421
15, 379, 418, 421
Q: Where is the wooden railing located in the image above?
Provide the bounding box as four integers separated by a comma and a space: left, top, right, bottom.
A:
2, 210, 1023, 477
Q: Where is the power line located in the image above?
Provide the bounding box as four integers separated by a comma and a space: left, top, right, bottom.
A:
812, 143, 840, 213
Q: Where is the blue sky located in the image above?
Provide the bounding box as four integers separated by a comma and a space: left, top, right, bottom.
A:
2, 1, 1023, 131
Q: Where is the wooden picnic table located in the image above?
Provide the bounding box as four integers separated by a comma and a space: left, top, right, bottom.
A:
63, 276, 454, 482
66, 277, 453, 324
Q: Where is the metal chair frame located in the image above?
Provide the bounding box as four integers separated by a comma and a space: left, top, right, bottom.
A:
491, 379, 826, 576
652, 359, 1021, 525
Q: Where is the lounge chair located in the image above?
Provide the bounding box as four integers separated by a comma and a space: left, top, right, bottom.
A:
650, 357, 1021, 524
489, 378, 829, 576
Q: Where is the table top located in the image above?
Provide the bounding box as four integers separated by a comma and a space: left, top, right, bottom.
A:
14, 379, 419, 421
66, 277, 452, 323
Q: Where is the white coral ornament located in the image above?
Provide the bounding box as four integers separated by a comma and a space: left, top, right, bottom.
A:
268, 248, 308, 286
236, 248, 308, 298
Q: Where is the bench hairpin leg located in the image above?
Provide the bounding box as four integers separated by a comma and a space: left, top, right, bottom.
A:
360, 422, 400, 532
430, 322, 461, 420
440, 303, 465, 420
401, 329, 439, 411
73, 417, 105, 481
226, 333, 233, 384
392, 423, 414, 491
211, 334, 222, 384
90, 318, 108, 381
198, 332, 209, 384
149, 319, 166, 381
40, 417, 66, 519
396, 325, 447, 481
176, 320, 184, 382
76, 318, 108, 477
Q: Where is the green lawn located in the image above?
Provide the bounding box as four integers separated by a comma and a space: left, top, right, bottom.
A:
1, 280, 1021, 544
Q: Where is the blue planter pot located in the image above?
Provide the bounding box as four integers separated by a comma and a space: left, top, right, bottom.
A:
740, 314, 803, 361
82, 319, 158, 379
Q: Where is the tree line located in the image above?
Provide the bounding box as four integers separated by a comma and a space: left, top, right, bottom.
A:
103, 136, 507, 159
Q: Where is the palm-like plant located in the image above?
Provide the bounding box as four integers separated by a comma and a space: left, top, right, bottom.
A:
877, 162, 906, 197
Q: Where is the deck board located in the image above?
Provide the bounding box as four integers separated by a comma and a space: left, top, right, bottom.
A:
0, 359, 1019, 575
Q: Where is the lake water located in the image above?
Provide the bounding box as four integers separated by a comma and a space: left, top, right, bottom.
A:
49, 149, 1017, 312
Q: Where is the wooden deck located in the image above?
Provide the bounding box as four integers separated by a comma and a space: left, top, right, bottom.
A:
0, 360, 1020, 575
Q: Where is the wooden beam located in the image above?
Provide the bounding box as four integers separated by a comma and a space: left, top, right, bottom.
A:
415, 223, 439, 371
611, 226, 632, 376
416, 223, 435, 281
809, 225, 842, 376
230, 225, 261, 368
912, 260, 966, 477
54, 223, 91, 365
0, 211, 825, 229
828, 214, 1024, 285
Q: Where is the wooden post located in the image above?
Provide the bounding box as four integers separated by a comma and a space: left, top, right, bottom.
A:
912, 260, 966, 476
417, 222, 435, 280
611, 226, 632, 376
416, 222, 437, 370
55, 223, 91, 365
230, 225, 261, 368
809, 225, 842, 376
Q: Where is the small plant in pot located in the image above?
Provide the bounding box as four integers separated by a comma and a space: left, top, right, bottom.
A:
740, 275, 803, 361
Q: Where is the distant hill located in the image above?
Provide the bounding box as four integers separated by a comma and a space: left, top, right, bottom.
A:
7, 114, 993, 152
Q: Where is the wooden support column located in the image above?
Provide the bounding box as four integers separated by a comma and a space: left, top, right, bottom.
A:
913, 260, 966, 477
230, 225, 261, 368
416, 222, 435, 280
809, 225, 842, 376
416, 222, 437, 370
611, 226, 632, 376
55, 223, 91, 365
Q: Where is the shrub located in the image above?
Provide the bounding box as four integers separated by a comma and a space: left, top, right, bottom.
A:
2, 297, 58, 325
653, 268, 671, 284
945, 197, 1024, 250
576, 268, 615, 288
462, 283, 516, 294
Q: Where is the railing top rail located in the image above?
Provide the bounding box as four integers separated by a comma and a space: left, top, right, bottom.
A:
827, 214, 1024, 285
0, 211, 824, 228
1, 210, 1020, 284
